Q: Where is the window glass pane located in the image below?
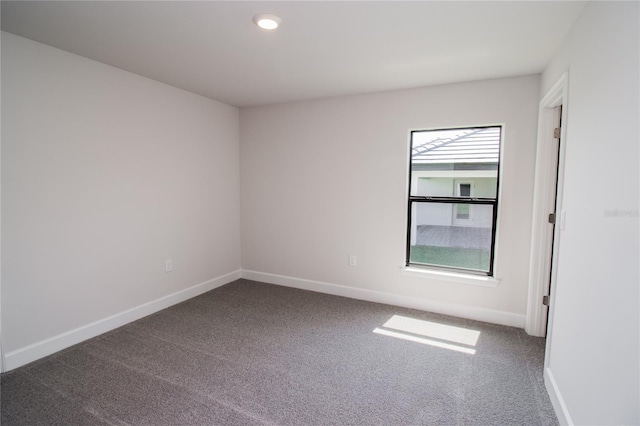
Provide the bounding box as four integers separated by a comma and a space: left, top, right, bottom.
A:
410, 127, 500, 198
409, 202, 494, 272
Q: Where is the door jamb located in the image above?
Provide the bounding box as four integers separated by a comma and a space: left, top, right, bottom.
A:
525, 72, 568, 337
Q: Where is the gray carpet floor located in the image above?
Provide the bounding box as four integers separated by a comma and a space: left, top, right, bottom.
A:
1, 279, 558, 425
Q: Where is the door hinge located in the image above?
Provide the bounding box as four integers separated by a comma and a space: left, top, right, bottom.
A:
553, 127, 561, 139
542, 295, 550, 306
548, 213, 556, 224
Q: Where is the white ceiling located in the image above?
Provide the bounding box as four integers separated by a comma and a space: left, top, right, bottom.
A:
1, 1, 586, 107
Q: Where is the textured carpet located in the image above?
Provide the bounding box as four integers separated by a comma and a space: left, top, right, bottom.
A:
1, 279, 558, 425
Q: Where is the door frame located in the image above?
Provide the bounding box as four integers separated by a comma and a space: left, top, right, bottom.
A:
525, 72, 569, 337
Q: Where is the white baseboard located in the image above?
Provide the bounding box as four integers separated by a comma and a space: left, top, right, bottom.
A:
4, 269, 525, 372
545, 367, 574, 425
241, 270, 525, 328
4, 269, 241, 372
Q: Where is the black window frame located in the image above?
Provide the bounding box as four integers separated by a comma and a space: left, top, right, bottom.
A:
405, 125, 502, 277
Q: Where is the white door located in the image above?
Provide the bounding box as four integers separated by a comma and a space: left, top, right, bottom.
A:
452, 181, 472, 226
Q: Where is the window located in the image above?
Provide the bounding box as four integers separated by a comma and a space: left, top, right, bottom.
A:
406, 126, 501, 276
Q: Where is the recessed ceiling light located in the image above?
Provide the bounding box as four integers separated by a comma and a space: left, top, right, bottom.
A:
253, 14, 282, 30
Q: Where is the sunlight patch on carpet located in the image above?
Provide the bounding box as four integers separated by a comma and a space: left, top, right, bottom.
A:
373, 315, 480, 355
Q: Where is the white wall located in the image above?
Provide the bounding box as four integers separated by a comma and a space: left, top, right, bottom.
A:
240, 75, 539, 324
416, 178, 454, 227
1, 33, 241, 367
540, 2, 639, 425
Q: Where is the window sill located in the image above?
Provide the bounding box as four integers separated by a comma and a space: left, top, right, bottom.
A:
401, 266, 501, 287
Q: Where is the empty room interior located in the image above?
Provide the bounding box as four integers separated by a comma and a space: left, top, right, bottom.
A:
1, 1, 638, 425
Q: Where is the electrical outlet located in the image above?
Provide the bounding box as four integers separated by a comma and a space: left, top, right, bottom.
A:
349, 255, 357, 266
165, 259, 173, 272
